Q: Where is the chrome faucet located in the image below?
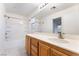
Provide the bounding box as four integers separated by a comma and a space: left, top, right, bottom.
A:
58, 32, 64, 39
57, 26, 64, 39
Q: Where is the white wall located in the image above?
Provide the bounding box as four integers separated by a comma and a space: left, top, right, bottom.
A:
0, 4, 5, 48
40, 4, 79, 34
0, 4, 6, 55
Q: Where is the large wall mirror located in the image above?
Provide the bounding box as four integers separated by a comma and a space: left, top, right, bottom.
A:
52, 13, 79, 35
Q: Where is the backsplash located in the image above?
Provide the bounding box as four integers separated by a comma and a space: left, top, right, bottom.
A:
63, 34, 79, 40
36, 32, 79, 40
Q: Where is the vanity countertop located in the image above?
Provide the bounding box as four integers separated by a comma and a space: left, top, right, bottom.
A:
26, 33, 79, 54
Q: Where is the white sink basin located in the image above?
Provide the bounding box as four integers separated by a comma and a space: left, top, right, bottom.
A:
48, 38, 69, 43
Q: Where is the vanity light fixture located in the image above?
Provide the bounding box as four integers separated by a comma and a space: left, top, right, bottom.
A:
40, 3, 48, 9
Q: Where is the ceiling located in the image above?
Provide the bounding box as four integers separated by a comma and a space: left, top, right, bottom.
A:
4, 3, 40, 17
4, 3, 77, 19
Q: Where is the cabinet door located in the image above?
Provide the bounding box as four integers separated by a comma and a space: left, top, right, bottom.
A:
39, 42, 50, 56
26, 36, 31, 55
31, 38, 38, 47
51, 48, 67, 56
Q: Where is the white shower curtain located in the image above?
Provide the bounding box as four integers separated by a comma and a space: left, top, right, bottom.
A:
5, 17, 26, 55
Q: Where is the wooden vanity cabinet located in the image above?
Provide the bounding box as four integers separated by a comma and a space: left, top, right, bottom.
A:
39, 42, 50, 56
25, 35, 79, 56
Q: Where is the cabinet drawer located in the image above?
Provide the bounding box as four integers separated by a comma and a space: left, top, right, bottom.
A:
31, 45, 38, 53
31, 38, 38, 47
31, 50, 38, 56
51, 48, 67, 56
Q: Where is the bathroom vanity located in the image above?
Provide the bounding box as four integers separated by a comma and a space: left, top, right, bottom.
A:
25, 33, 79, 56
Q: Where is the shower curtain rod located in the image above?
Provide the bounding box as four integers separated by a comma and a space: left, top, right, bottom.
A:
4, 15, 23, 20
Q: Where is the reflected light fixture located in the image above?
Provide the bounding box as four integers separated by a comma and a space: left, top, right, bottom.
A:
40, 3, 48, 9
